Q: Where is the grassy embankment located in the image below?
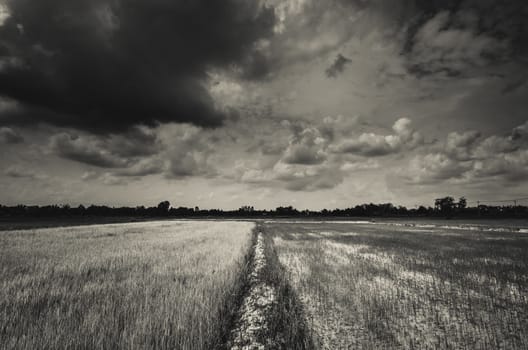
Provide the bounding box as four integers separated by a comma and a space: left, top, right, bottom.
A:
268, 221, 528, 349
0, 220, 254, 350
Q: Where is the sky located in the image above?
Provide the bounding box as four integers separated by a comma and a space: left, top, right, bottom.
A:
1, 0, 528, 210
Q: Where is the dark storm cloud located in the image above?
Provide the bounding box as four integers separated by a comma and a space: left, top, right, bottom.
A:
0, 0, 275, 133
0, 126, 23, 143
325, 54, 351, 78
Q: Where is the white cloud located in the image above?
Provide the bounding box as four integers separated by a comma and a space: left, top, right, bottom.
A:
331, 117, 423, 156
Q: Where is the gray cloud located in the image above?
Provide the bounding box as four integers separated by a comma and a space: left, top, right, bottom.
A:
81, 171, 99, 182
404, 153, 473, 184
4, 165, 42, 179
273, 161, 345, 192
0, 126, 23, 143
49, 126, 161, 168
282, 127, 327, 165
166, 151, 212, 178
50, 133, 132, 168
325, 54, 351, 78
113, 158, 164, 177
444, 130, 481, 161
162, 124, 216, 179
402, 1, 528, 78
402, 120, 528, 184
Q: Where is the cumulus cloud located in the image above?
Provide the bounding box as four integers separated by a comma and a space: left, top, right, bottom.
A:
444, 130, 481, 160
404, 153, 473, 184
0, 0, 276, 133
283, 127, 327, 165
472, 151, 528, 181
331, 117, 423, 156
402, 120, 528, 185
0, 126, 22, 143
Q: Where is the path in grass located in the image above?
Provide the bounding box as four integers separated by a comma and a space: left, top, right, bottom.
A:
228, 232, 277, 350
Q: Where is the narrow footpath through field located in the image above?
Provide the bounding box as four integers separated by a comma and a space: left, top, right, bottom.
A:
228, 232, 277, 350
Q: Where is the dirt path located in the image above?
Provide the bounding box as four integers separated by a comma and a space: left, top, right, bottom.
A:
228, 232, 277, 350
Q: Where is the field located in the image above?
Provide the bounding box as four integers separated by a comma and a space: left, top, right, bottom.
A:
2, 218, 528, 349
267, 220, 528, 349
0, 220, 254, 350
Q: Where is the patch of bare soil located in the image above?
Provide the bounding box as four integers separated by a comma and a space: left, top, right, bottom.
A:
228, 233, 277, 350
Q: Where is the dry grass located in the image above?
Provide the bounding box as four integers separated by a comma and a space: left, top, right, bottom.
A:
268, 221, 528, 349
0, 220, 254, 350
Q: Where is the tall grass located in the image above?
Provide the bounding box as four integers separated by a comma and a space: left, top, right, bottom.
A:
268, 221, 528, 349
0, 220, 254, 350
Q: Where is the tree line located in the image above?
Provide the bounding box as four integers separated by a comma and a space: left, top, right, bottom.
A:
1, 196, 527, 219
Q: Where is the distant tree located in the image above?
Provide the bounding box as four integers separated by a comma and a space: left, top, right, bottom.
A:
434, 196, 455, 216
417, 206, 428, 215
239, 205, 254, 213
157, 201, 170, 215
458, 197, 467, 210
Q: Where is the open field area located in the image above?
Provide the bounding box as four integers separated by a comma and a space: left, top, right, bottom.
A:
0, 220, 254, 350
267, 220, 528, 349
2, 218, 528, 350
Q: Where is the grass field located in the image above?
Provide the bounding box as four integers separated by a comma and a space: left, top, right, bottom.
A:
2, 218, 527, 349
267, 221, 528, 349
0, 220, 254, 350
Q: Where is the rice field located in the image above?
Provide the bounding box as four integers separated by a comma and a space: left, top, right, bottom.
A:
3, 218, 527, 350
267, 221, 528, 349
0, 220, 255, 350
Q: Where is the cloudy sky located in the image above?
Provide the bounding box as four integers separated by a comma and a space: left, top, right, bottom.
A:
1, 0, 528, 209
